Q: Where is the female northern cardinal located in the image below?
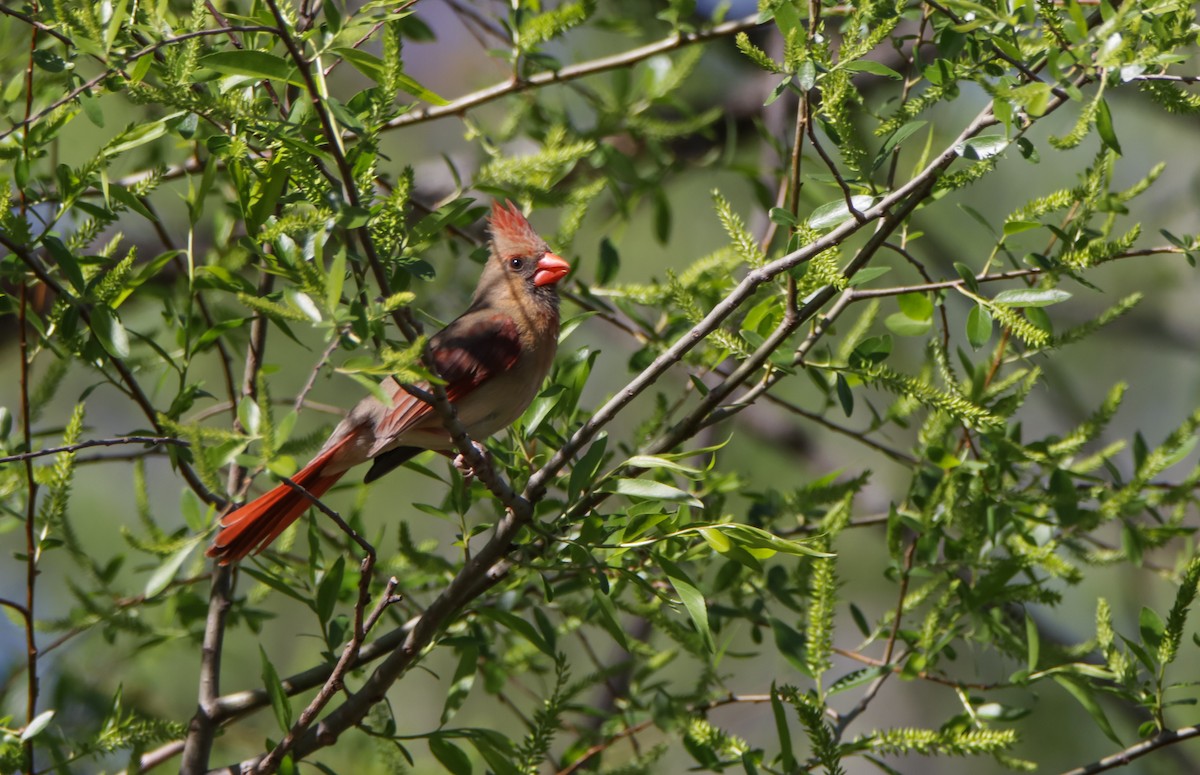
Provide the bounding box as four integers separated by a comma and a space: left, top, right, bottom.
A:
206, 200, 570, 564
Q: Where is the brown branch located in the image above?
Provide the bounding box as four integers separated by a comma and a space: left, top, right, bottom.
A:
19, 282, 39, 775
178, 566, 233, 774
381, 14, 766, 131
1058, 725, 1200, 775
0, 5, 72, 46
832, 538, 917, 737
0, 436, 188, 465
1130, 74, 1200, 83
258, 567, 400, 774
555, 693, 776, 775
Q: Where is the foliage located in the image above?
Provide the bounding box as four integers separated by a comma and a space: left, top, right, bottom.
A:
2, 0, 1200, 773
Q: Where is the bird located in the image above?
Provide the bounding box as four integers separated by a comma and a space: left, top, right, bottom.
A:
206, 200, 570, 564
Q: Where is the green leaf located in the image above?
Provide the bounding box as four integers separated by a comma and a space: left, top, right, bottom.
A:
966, 305, 993, 349
1003, 220, 1041, 236
429, 736, 473, 775
770, 684, 797, 772
1025, 612, 1040, 672
716, 524, 834, 558
1139, 606, 1165, 651
769, 207, 799, 227
885, 312, 932, 336
623, 455, 701, 476
199, 50, 302, 86
316, 556, 346, 626
237, 395, 261, 436
954, 135, 1009, 160
992, 288, 1071, 307
1096, 98, 1122, 155
609, 478, 702, 507
836, 373, 854, 416
771, 617, 810, 676
808, 196, 877, 230
569, 435, 607, 500
597, 237, 619, 285
144, 542, 196, 598
850, 335, 892, 365
659, 555, 714, 652
91, 306, 130, 358
1054, 675, 1121, 746
842, 59, 902, 79
260, 645, 293, 734
20, 709, 55, 741
476, 608, 553, 656
897, 292, 934, 321
103, 120, 167, 157
441, 645, 478, 724
954, 262, 981, 293
846, 266, 892, 287
42, 236, 86, 293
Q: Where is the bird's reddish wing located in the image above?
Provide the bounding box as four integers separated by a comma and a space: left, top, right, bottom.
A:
370, 312, 522, 449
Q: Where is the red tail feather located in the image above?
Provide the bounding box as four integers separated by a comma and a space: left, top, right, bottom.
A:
206, 444, 348, 564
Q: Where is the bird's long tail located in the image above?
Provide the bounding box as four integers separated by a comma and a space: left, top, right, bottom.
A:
206, 439, 351, 565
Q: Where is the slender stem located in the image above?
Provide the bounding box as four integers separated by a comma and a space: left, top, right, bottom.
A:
395, 15, 767, 131
0, 436, 188, 464
19, 284, 40, 775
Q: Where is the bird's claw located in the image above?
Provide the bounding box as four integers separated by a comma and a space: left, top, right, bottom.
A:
452, 441, 490, 481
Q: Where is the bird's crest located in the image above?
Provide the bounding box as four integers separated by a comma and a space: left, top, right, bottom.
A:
489, 200, 546, 258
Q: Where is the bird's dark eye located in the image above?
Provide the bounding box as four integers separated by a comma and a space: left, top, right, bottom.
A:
509, 257, 524, 270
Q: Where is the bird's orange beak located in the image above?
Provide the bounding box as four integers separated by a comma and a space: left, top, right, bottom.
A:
534, 252, 570, 287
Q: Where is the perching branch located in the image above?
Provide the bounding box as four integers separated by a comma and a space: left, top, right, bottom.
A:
1059, 726, 1200, 775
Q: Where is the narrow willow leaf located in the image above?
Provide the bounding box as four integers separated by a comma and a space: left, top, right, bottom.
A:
842, 59, 902, 79
144, 542, 196, 598
836, 373, 854, 416
885, 312, 932, 337
659, 556, 714, 652
199, 50, 302, 86
992, 288, 1071, 307
429, 737, 473, 775
610, 478, 702, 507
260, 645, 293, 733
20, 709, 55, 741
954, 135, 1009, 160
91, 306, 130, 358
808, 196, 877, 230
1096, 98, 1122, 155
1054, 675, 1121, 745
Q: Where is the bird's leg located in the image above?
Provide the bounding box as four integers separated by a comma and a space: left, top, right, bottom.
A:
452, 440, 491, 482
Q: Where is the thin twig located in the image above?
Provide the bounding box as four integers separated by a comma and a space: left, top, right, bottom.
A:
19, 282, 39, 775
383, 15, 765, 130
280, 477, 376, 559
555, 693, 776, 775
0, 436, 187, 465
0, 5, 73, 45
293, 329, 347, 413
258, 574, 401, 774
833, 541, 918, 736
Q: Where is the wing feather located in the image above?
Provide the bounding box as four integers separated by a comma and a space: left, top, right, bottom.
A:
368, 312, 521, 454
